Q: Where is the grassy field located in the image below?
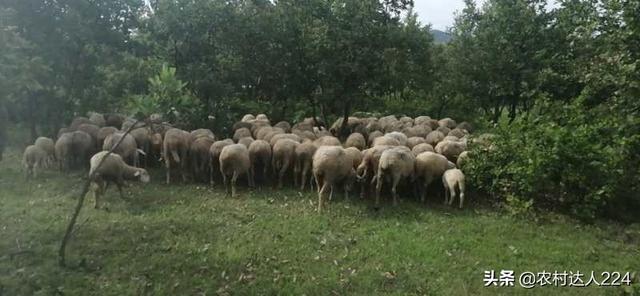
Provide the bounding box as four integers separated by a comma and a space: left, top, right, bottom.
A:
0, 147, 639, 295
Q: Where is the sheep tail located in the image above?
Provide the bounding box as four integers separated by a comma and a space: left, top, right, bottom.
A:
170, 149, 180, 163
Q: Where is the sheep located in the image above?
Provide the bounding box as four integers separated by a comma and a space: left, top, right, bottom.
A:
375, 146, 415, 207
443, 168, 466, 208
163, 128, 193, 184
448, 128, 467, 139
209, 139, 235, 185
313, 146, 356, 213
443, 135, 460, 142
241, 114, 255, 122
406, 137, 426, 149
71, 131, 94, 169
372, 136, 400, 147
456, 151, 469, 169
384, 131, 408, 146
263, 130, 284, 143
190, 136, 216, 182
150, 132, 163, 166
57, 127, 71, 139
367, 130, 384, 147
76, 123, 99, 147
23, 145, 47, 179
274, 121, 291, 133
294, 140, 317, 190
403, 125, 431, 138
233, 121, 254, 133
411, 143, 434, 157
425, 130, 445, 146
104, 113, 126, 128
438, 118, 457, 129
313, 135, 341, 148
55, 133, 74, 171
233, 128, 252, 143
272, 139, 299, 188
292, 128, 317, 141
457, 121, 473, 133
356, 145, 393, 199
103, 132, 140, 167
255, 114, 270, 123
250, 119, 271, 134
436, 126, 451, 136
191, 129, 215, 140
255, 126, 275, 140
219, 144, 251, 196
34, 137, 55, 167
70, 116, 92, 130
121, 118, 145, 131
248, 140, 272, 186
344, 132, 366, 150
435, 140, 467, 162
238, 137, 254, 148
414, 116, 432, 126
269, 133, 302, 147
344, 147, 363, 170
130, 127, 153, 167
97, 127, 118, 151
415, 152, 455, 203
88, 112, 106, 127
88, 151, 150, 209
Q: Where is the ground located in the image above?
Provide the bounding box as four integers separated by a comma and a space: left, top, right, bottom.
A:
0, 147, 638, 295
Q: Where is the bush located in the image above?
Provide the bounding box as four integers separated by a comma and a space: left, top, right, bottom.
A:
466, 99, 638, 221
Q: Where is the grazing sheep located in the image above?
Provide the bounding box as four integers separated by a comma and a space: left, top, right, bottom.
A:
269, 133, 302, 147
438, 118, 457, 129
255, 126, 275, 140
344, 133, 366, 150
375, 146, 415, 207
406, 137, 426, 149
313, 135, 341, 147
23, 145, 47, 178
238, 137, 254, 148
443, 135, 460, 142
71, 131, 94, 169
356, 145, 393, 199
34, 137, 55, 167
456, 151, 470, 169
104, 113, 126, 129
367, 130, 383, 146
57, 127, 71, 139
131, 127, 153, 167
274, 121, 291, 133
414, 116, 432, 126
403, 125, 431, 138
425, 130, 445, 146
292, 128, 317, 141
233, 121, 254, 133
443, 168, 466, 208
163, 128, 193, 184
411, 143, 434, 157
436, 126, 451, 136
191, 129, 215, 140
313, 146, 355, 213
150, 132, 163, 166
70, 117, 92, 130
263, 130, 283, 143
272, 139, 299, 188
372, 136, 400, 147
190, 136, 216, 182
250, 119, 271, 134
384, 131, 408, 146
88, 112, 106, 127
255, 114, 270, 123
415, 152, 455, 203
209, 139, 235, 185
103, 132, 140, 167
248, 140, 272, 186
457, 122, 473, 133
88, 151, 150, 209
344, 147, 363, 170
294, 140, 317, 190
76, 123, 99, 147
219, 144, 251, 196
55, 133, 74, 171
97, 127, 118, 151
435, 140, 467, 162
448, 128, 467, 139
241, 114, 256, 122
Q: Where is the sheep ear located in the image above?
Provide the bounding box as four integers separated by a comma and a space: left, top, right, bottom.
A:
134, 170, 141, 177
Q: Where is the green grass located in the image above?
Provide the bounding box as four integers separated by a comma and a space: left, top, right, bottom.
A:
0, 147, 639, 295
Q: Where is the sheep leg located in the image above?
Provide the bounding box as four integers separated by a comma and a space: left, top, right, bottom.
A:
318, 183, 329, 213
222, 171, 229, 195
375, 173, 383, 208
116, 180, 126, 200
180, 150, 188, 183
250, 165, 256, 188
422, 175, 432, 203
448, 184, 456, 206
391, 175, 400, 206
209, 156, 215, 185
301, 164, 309, 191
231, 170, 240, 197
293, 161, 300, 188
329, 185, 334, 201
278, 158, 290, 189
94, 180, 105, 209
165, 158, 171, 185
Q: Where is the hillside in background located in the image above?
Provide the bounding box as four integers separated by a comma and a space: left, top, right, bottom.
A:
431, 29, 452, 43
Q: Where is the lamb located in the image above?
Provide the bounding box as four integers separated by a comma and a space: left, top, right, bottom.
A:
411, 143, 434, 157
88, 151, 150, 209
372, 136, 400, 147
435, 140, 467, 162
375, 146, 415, 207
97, 127, 118, 151
438, 118, 457, 129
219, 144, 251, 196
130, 127, 153, 167
269, 133, 302, 147
294, 140, 317, 190
442, 168, 466, 208
344, 133, 366, 150
34, 137, 55, 167
103, 132, 140, 167
209, 139, 235, 185
55, 133, 74, 171
163, 128, 193, 184
190, 136, 216, 182
425, 130, 445, 146
456, 151, 469, 169
272, 138, 299, 188
313, 135, 341, 147
23, 145, 47, 179
367, 130, 384, 147
312, 146, 356, 213
248, 140, 272, 186
406, 137, 426, 149
384, 131, 408, 146
415, 152, 455, 203
274, 121, 292, 133
238, 137, 254, 148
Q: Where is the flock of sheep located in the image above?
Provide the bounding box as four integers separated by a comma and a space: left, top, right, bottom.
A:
22, 112, 485, 212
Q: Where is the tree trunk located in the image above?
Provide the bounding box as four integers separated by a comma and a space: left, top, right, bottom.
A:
508, 101, 517, 124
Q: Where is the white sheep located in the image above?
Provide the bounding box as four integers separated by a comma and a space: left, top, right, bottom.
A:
89, 151, 150, 209
312, 146, 355, 213
23, 145, 47, 179
442, 168, 466, 208
219, 144, 251, 197
415, 152, 455, 204
375, 146, 415, 207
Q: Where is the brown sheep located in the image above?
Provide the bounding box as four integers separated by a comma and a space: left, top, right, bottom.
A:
425, 130, 445, 146
313, 146, 356, 213
274, 121, 291, 133
103, 132, 140, 167
415, 152, 455, 203
272, 139, 299, 188
209, 139, 235, 185
71, 131, 94, 170
234, 128, 253, 143
23, 145, 47, 179
438, 118, 457, 129
76, 123, 99, 147
238, 137, 254, 148
34, 137, 55, 167
219, 144, 251, 196
191, 128, 215, 140
367, 130, 384, 147
55, 133, 74, 171
375, 146, 415, 207
269, 133, 302, 147
406, 137, 426, 149
190, 136, 216, 182
248, 140, 272, 186
411, 143, 435, 157
130, 127, 153, 167
97, 127, 118, 151
163, 128, 193, 184
344, 133, 366, 150
294, 140, 317, 190
89, 151, 150, 209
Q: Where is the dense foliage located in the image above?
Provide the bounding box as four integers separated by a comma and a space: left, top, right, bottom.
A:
1, 0, 638, 220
